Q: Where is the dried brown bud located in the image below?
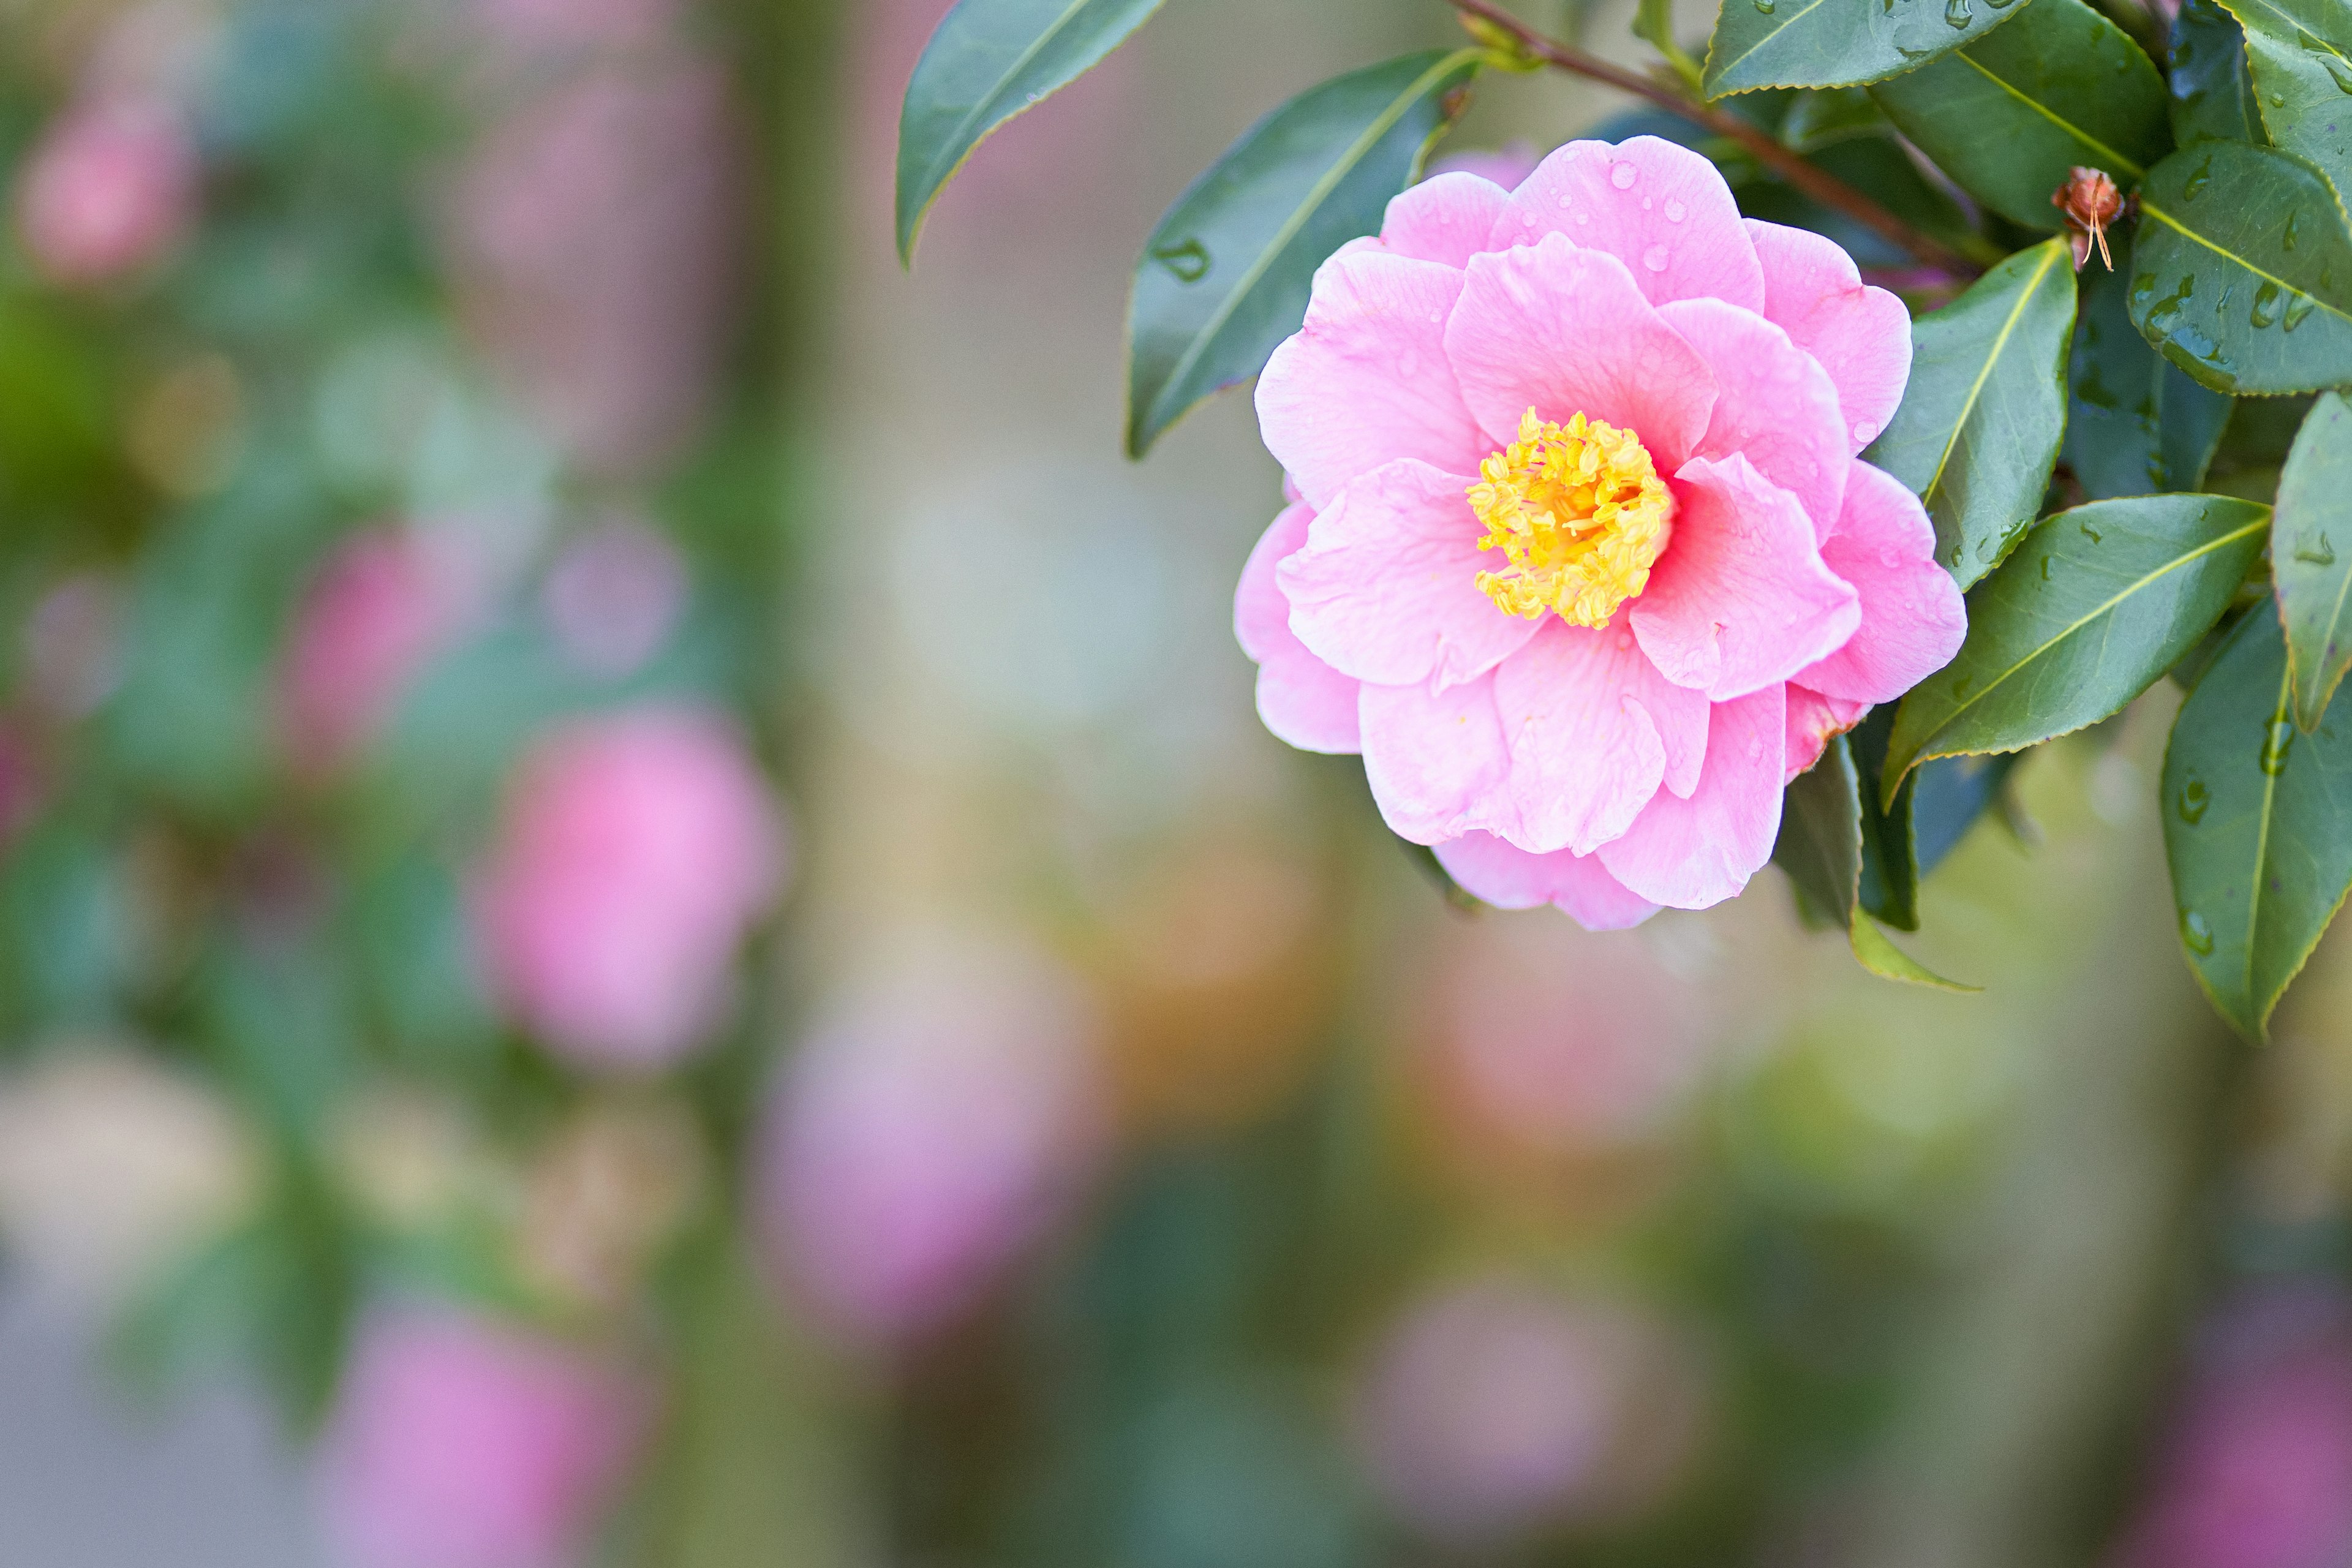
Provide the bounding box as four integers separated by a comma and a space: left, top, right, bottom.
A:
2052, 165, 2126, 272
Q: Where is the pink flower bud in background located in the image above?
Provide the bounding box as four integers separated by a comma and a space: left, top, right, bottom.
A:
475, 706, 785, 1070
447, 58, 739, 476
2112, 1286, 2352, 1568
276, 530, 472, 779
1353, 1275, 1709, 1545
13, 97, 196, 286
1427, 140, 1544, 192
318, 1308, 650, 1568
756, 938, 1106, 1352
540, 518, 687, 680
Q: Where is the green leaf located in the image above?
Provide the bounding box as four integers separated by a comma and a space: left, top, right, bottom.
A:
1882, 493, 2272, 799
1850, 909, 1982, 991
2216, 0, 2352, 217
2169, 0, 2265, 147
2065, 237, 2234, 499
2163, 608, 2352, 1037
1773, 734, 1864, 925
2130, 140, 2352, 394
2272, 391, 2352, 728
894, 0, 1167, 264
1635, 0, 1704, 88
1702, 0, 2043, 97
1851, 706, 1921, 929
1869, 0, 2171, 230
1125, 49, 1482, 458
1864, 239, 2078, 588
1913, 750, 2028, 869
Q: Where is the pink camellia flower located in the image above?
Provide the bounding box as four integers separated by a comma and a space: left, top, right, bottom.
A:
755, 937, 1105, 1352
317, 1308, 649, 1568
1238, 138, 1964, 926
277, 530, 473, 778
2111, 1286, 2352, 1568
475, 706, 786, 1070
13, 97, 196, 286
1353, 1273, 1708, 1544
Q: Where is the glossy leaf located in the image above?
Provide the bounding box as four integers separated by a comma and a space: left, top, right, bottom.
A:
1882, 493, 2271, 800
1914, 751, 2027, 870
2272, 391, 2352, 729
1850, 908, 1981, 992
2163, 609, 2352, 1038
1771, 737, 1978, 988
1125, 49, 1481, 458
2065, 240, 2234, 499
1864, 239, 2076, 588
895, 0, 1167, 264
1869, 0, 2170, 230
1851, 706, 1920, 930
1702, 0, 2042, 97
2130, 140, 2352, 394
2170, 0, 2264, 146
2218, 0, 2352, 216
1773, 733, 1863, 927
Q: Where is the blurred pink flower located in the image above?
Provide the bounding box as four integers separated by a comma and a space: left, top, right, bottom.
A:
13, 97, 196, 286
1428, 140, 1543, 192
447, 57, 740, 475
318, 1308, 649, 1568
277, 530, 472, 778
541, 518, 687, 680
475, 706, 785, 1069
1354, 1275, 1704, 1544
756, 938, 1106, 1351
2114, 1286, 2352, 1568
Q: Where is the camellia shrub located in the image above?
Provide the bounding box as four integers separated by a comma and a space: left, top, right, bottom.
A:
899, 0, 2352, 1038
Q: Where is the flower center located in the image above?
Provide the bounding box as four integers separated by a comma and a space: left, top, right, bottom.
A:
1468, 408, 1673, 628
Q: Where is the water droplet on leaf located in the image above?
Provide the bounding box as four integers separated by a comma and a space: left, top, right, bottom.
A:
1943, 0, 1973, 26
2181, 908, 2215, 954
2262, 717, 2296, 774
2253, 281, 2283, 328
2296, 532, 2335, 566
2178, 776, 2209, 824
1152, 239, 1211, 283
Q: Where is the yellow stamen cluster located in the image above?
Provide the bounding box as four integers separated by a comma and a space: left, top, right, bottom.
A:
1468, 408, 1673, 628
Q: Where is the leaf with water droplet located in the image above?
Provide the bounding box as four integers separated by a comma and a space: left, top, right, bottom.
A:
1703, 0, 2034, 94
2271, 391, 2352, 728
1126, 48, 1483, 456
2163, 609, 2352, 1038
2133, 140, 2352, 394
2216, 0, 2352, 222
896, 0, 1170, 265
2067, 242, 2237, 500
1882, 493, 2272, 804
1866, 240, 2076, 590
1869, 0, 2171, 231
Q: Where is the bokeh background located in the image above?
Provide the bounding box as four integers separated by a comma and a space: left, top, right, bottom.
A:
0, 0, 2344, 1565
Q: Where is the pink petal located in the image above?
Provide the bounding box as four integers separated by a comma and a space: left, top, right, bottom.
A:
1359, 673, 1519, 845
1444, 235, 1717, 467
1656, 296, 1851, 538
1785, 684, 1868, 783
1631, 454, 1861, 701
1234, 503, 1362, 753
1746, 219, 1913, 452
1434, 831, 1659, 929
1491, 137, 1765, 314
1256, 251, 1488, 510
1379, 172, 1515, 268
1597, 685, 1788, 910
1278, 459, 1540, 689
1493, 620, 1709, 855
1798, 461, 1967, 704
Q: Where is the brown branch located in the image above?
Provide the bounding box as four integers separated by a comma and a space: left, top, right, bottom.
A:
1446, 0, 1981, 279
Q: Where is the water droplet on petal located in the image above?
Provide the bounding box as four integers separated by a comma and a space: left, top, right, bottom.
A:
1642, 244, 1669, 273
1611, 162, 1638, 190
1852, 420, 1877, 443
1664, 200, 1688, 222
1574, 213, 1591, 226
1641, 197, 1653, 211
1558, 195, 1573, 209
